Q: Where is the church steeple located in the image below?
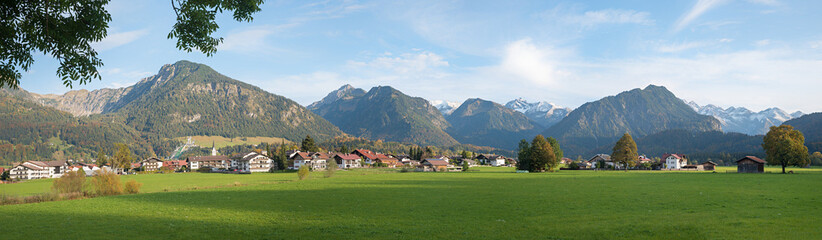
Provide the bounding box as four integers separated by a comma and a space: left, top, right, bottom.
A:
211, 141, 218, 156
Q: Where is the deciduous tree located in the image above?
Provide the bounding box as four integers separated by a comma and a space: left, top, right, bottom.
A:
763, 125, 809, 174
1, 0, 263, 88
611, 133, 638, 170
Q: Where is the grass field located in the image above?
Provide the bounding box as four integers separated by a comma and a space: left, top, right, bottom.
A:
1, 167, 821, 239
175, 135, 294, 149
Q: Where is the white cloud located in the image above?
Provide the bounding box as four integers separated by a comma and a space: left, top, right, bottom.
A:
98, 67, 153, 89
755, 39, 771, 46
674, 0, 729, 32
746, 0, 780, 6
567, 9, 654, 26
219, 23, 298, 53
91, 29, 149, 51
496, 38, 567, 86
657, 41, 710, 53
347, 51, 449, 77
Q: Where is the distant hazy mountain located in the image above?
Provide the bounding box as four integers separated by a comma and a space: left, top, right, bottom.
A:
504, 98, 571, 128
686, 100, 804, 136
430, 100, 461, 116
543, 85, 722, 156
307, 84, 366, 111
311, 85, 459, 146
783, 112, 822, 153
445, 98, 541, 149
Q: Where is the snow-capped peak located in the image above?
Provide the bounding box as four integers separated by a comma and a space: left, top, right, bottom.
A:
504, 98, 571, 128
430, 100, 461, 115
683, 99, 804, 135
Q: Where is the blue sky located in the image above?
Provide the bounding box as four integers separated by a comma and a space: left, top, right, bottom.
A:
19, 0, 822, 112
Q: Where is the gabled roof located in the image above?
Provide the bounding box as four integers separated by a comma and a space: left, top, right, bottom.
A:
291, 152, 312, 160
142, 157, 162, 163
239, 152, 269, 161
187, 155, 230, 162
590, 154, 611, 161
702, 161, 717, 166
737, 156, 765, 164
335, 153, 361, 160
352, 149, 379, 159
663, 154, 685, 160
422, 159, 448, 166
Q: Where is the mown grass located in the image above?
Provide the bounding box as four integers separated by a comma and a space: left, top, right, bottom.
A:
1, 167, 820, 239
174, 135, 294, 149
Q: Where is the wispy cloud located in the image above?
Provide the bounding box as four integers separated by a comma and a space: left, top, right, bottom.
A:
91, 29, 149, 51
566, 9, 654, 26
219, 23, 299, 53
674, 0, 729, 32
347, 51, 449, 76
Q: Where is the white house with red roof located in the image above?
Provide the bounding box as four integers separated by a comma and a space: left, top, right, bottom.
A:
663, 154, 688, 169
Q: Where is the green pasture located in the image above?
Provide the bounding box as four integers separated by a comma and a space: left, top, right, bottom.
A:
1, 166, 820, 239
175, 135, 294, 149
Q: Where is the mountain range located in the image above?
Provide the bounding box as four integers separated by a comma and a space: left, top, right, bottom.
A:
309, 85, 458, 146
542, 85, 723, 156
686, 101, 804, 136
504, 98, 571, 128
2, 60, 815, 164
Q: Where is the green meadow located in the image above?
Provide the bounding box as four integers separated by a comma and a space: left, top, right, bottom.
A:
1, 167, 821, 239
175, 135, 294, 149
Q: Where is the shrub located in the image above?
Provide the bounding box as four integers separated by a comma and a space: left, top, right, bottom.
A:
91, 169, 123, 196
462, 161, 469, 172
325, 160, 338, 178
196, 167, 212, 173
124, 180, 143, 194
297, 165, 310, 180
399, 166, 411, 172
52, 170, 86, 194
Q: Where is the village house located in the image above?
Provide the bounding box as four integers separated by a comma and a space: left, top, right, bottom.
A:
334, 153, 362, 169
663, 154, 688, 169
10, 160, 68, 180
352, 149, 380, 164
140, 157, 164, 171
477, 154, 506, 166
637, 155, 652, 164
590, 154, 613, 168
231, 152, 273, 173
187, 155, 231, 170
560, 158, 573, 165
375, 156, 400, 168
461, 159, 478, 167
736, 156, 765, 173
291, 152, 327, 170
163, 160, 188, 171
418, 159, 449, 172
431, 155, 451, 163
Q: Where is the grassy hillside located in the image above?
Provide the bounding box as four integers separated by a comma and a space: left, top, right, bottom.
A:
1, 168, 821, 239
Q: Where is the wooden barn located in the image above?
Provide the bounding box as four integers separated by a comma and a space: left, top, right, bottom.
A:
701, 161, 717, 171
736, 156, 765, 173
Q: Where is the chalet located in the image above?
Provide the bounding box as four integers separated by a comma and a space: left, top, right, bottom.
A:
140, 157, 164, 171
560, 158, 573, 165
352, 149, 380, 164
477, 154, 506, 166
375, 157, 400, 168
736, 156, 765, 173
418, 159, 449, 172
334, 153, 362, 169
10, 160, 68, 179
701, 161, 717, 171
637, 155, 652, 164
187, 155, 231, 170
590, 154, 612, 168
663, 154, 687, 170
163, 160, 188, 171
291, 152, 327, 170
232, 152, 273, 173
431, 155, 451, 163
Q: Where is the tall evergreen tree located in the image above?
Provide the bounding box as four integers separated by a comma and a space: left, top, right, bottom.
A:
517, 139, 530, 171
301, 135, 318, 152
763, 125, 809, 173
612, 133, 639, 170
277, 141, 288, 170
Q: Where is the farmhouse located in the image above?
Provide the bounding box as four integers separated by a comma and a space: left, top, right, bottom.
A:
291, 152, 327, 170
590, 154, 613, 168
232, 152, 273, 173
418, 159, 449, 172
163, 160, 187, 171
375, 156, 400, 168
736, 156, 765, 173
477, 154, 506, 166
663, 154, 687, 169
187, 155, 230, 170
140, 157, 164, 171
10, 160, 68, 179
334, 153, 362, 169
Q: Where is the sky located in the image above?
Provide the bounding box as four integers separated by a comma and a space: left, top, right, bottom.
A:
19, 0, 822, 113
